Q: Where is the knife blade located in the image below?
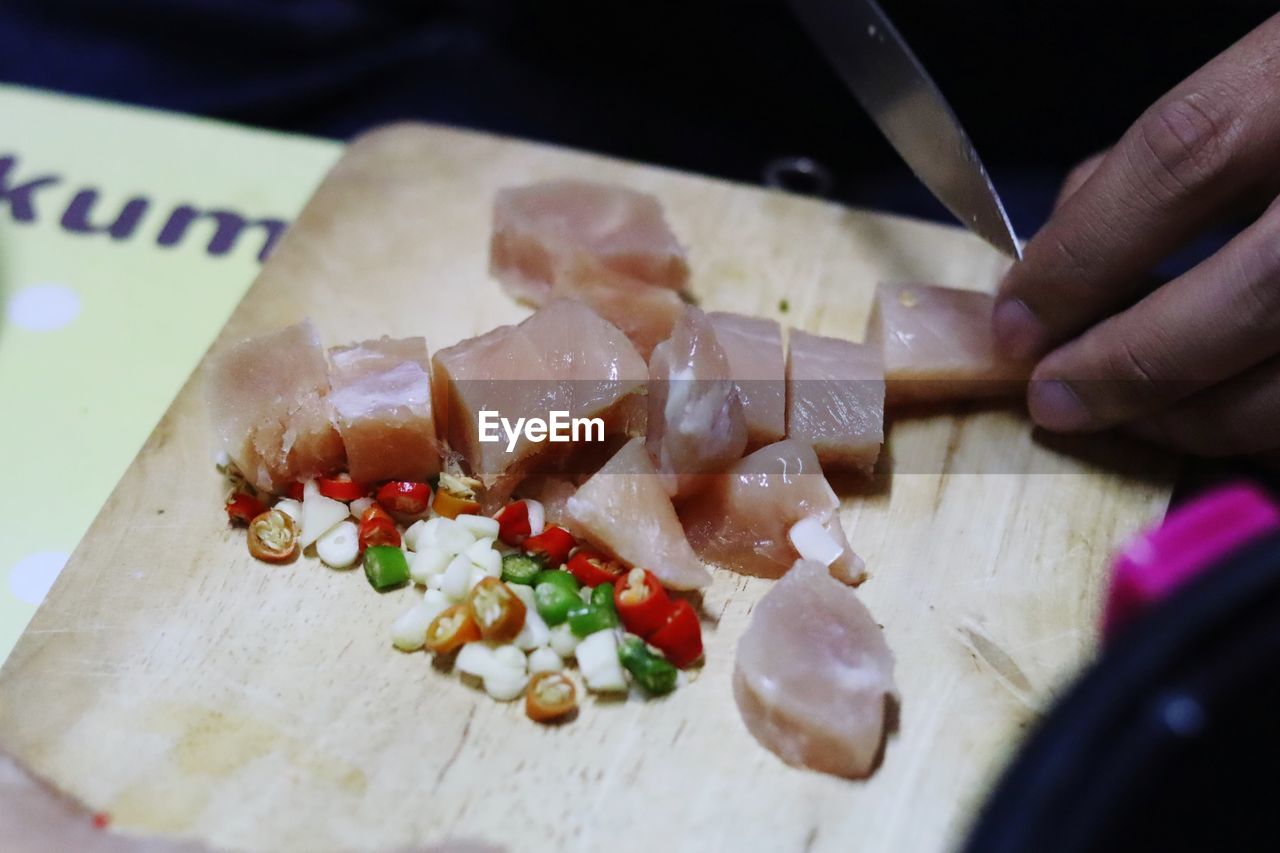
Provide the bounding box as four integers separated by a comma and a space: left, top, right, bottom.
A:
787, 0, 1021, 258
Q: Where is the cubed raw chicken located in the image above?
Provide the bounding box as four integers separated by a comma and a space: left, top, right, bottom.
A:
205, 320, 345, 493
328, 336, 441, 484
866, 282, 1033, 405
678, 439, 864, 584
433, 299, 647, 506
734, 559, 896, 779
566, 438, 712, 590
707, 312, 786, 448
491, 179, 690, 305
554, 259, 685, 360
646, 306, 747, 499
785, 330, 884, 475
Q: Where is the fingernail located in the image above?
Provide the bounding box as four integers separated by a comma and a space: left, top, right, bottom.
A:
1028, 379, 1092, 432
992, 298, 1045, 361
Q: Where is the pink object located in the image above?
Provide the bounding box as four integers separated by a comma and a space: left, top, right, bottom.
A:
1105, 483, 1280, 637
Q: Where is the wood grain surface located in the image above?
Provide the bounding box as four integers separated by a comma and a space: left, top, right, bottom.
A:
0, 124, 1177, 853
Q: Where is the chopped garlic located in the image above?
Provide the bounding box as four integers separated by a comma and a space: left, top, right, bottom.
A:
410, 546, 450, 585
509, 583, 536, 611
391, 601, 435, 651
274, 498, 303, 524
548, 622, 581, 659
491, 644, 527, 673
455, 642, 496, 679
427, 573, 445, 590
788, 516, 844, 567
442, 554, 473, 602
525, 499, 546, 536
471, 547, 502, 578
468, 565, 489, 591
316, 520, 359, 568
457, 514, 500, 540
434, 518, 476, 556
300, 480, 350, 548
483, 665, 529, 701
576, 631, 627, 692
528, 647, 563, 674
403, 518, 434, 551
421, 588, 450, 624
514, 607, 550, 651
465, 537, 496, 562
349, 496, 375, 520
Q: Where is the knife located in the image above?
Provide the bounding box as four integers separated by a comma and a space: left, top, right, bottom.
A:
787, 0, 1021, 258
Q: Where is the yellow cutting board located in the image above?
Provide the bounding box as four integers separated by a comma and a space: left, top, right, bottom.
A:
0, 124, 1176, 853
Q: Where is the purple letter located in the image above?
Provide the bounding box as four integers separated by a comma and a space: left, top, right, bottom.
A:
156, 204, 288, 262
60, 190, 149, 240
0, 155, 60, 223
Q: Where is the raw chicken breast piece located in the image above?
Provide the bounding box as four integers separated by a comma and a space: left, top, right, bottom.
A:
646, 306, 747, 499
206, 320, 345, 493
491, 179, 689, 305
566, 438, 712, 590
707, 312, 786, 448
679, 438, 864, 583
555, 259, 685, 360
734, 560, 896, 779
785, 330, 884, 475
328, 336, 441, 484
866, 282, 1034, 405
433, 300, 647, 506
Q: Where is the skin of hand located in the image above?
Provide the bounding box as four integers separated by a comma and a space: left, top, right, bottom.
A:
993, 13, 1280, 457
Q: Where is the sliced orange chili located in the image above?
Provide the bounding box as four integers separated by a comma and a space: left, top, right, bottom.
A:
433, 489, 481, 519
613, 568, 673, 638
526, 671, 578, 723
465, 577, 527, 643
425, 605, 482, 654
247, 509, 299, 563
225, 491, 267, 525
318, 473, 366, 502
567, 549, 626, 588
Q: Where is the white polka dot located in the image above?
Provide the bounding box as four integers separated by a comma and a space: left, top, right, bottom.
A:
6, 284, 80, 331
8, 552, 69, 605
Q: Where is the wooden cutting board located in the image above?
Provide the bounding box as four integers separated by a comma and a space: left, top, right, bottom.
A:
0, 124, 1176, 852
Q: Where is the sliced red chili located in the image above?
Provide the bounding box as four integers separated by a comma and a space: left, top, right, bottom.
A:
358, 503, 401, 551
648, 598, 703, 669
225, 491, 267, 525
247, 509, 299, 563
318, 473, 367, 502
495, 500, 532, 546
613, 568, 673, 638
524, 525, 576, 568
285, 482, 305, 501
376, 480, 432, 517
568, 549, 626, 588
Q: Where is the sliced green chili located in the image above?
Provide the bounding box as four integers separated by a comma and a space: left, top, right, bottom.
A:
534, 580, 580, 626
618, 636, 678, 695
500, 553, 544, 586
533, 569, 580, 593
567, 602, 619, 637
364, 545, 410, 592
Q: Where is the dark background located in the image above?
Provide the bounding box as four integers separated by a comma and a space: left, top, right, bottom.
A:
0, 1, 1272, 237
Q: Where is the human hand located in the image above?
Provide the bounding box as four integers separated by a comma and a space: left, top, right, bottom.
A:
994, 14, 1280, 457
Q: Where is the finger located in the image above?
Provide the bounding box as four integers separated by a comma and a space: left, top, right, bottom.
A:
1125, 356, 1280, 457
1053, 150, 1108, 211
993, 13, 1280, 361
1027, 202, 1280, 431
